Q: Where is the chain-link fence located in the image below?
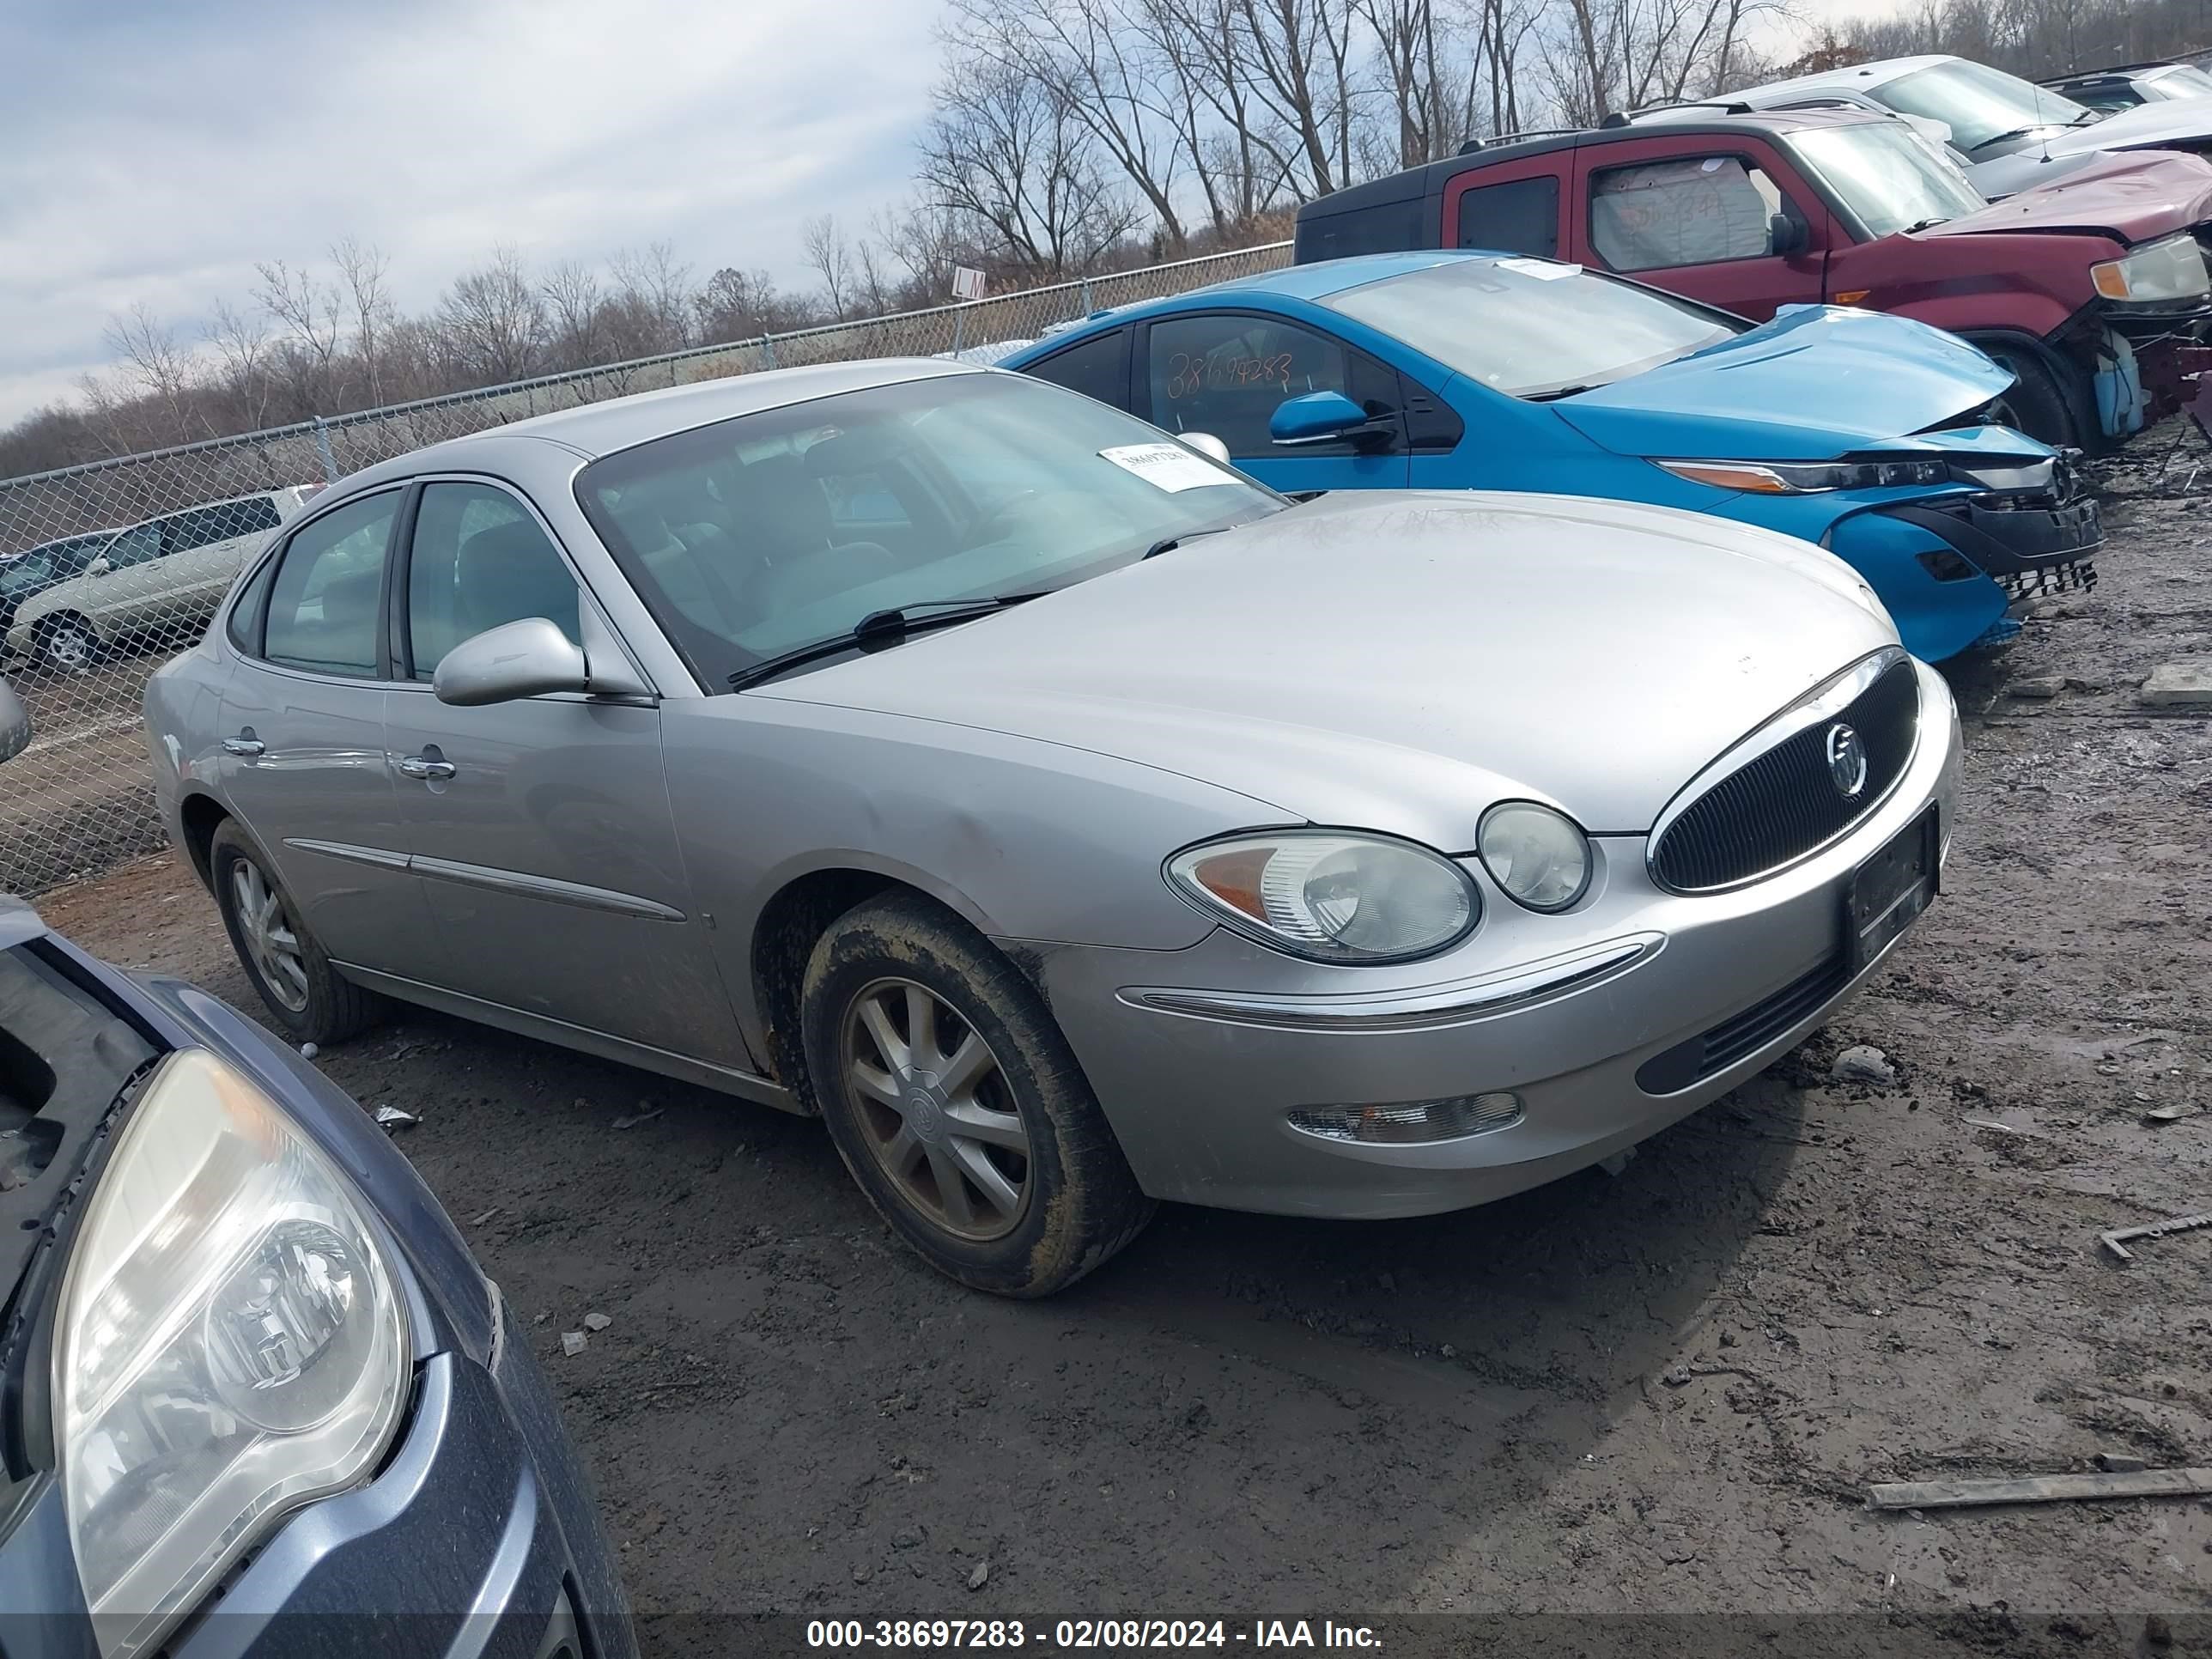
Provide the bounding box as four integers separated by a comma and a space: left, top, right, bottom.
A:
0, 240, 1291, 896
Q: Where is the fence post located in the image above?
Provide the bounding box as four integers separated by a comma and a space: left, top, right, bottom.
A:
1080, 277, 1096, 315
312, 416, 339, 484
953, 307, 966, 356
760, 333, 778, 369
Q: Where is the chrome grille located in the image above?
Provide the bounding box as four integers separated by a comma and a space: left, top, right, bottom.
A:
1650, 654, 1919, 893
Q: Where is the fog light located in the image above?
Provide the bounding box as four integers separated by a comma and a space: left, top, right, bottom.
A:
1288, 1092, 1524, 1145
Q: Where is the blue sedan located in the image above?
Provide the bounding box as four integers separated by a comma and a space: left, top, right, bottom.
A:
1001, 252, 2102, 663
0, 895, 635, 1657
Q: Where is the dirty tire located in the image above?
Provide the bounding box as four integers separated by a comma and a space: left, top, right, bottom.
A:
1979, 347, 2078, 450
209, 819, 383, 1045
802, 890, 1154, 1297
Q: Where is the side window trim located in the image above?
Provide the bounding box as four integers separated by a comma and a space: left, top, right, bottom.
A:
251, 487, 407, 681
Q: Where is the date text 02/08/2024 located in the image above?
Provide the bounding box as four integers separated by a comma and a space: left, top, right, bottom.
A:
805, 1620, 1383, 1649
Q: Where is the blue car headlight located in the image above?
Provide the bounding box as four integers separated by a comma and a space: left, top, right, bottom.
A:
54, 1048, 410, 1657
1656, 457, 1949, 494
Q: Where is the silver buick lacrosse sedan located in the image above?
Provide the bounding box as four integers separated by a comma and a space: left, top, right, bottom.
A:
145, 359, 1960, 1295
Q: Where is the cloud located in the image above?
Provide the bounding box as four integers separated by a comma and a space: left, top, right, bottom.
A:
0, 0, 945, 426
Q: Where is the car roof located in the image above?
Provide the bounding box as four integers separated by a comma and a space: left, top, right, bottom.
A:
333, 357, 978, 494
1723, 53, 1957, 105
1295, 105, 1897, 223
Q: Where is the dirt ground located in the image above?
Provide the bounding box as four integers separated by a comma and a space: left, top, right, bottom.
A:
29, 429, 2212, 1655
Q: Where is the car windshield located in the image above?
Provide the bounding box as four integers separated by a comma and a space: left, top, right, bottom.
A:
1791, 121, 1985, 237
1318, 258, 1741, 399
576, 371, 1285, 685
1877, 61, 2094, 152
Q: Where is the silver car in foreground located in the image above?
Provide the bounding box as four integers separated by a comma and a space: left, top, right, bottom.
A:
146, 360, 1960, 1296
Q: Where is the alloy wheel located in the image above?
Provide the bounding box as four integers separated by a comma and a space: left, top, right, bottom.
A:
232, 858, 311, 1013
839, 976, 1032, 1242
41, 623, 94, 673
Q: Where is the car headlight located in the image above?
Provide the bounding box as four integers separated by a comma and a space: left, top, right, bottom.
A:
55, 1048, 410, 1658
1165, 830, 1479, 963
1477, 801, 1592, 912
1655, 457, 1948, 495
2093, 234, 2212, 305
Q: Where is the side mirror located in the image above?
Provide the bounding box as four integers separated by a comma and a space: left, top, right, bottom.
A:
1270, 390, 1380, 447
1768, 212, 1810, 257
86, 556, 112, 578
1181, 432, 1232, 465
433, 617, 590, 708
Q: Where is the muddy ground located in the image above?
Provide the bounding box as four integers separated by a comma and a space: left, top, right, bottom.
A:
29, 430, 2212, 1655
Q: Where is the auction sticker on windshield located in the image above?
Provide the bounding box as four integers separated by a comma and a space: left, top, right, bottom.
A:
1099, 443, 1235, 491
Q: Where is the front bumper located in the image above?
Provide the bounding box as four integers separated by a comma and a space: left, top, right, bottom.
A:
1873, 483, 2102, 605
1026, 659, 1960, 1219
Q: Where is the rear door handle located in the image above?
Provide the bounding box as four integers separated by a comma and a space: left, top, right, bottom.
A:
222, 735, 264, 757
397, 752, 457, 781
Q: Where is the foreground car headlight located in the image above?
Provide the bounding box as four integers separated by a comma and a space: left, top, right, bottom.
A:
1656, 457, 1948, 495
1478, 801, 1592, 911
56, 1048, 410, 1657
2092, 234, 2212, 305
1166, 830, 1479, 963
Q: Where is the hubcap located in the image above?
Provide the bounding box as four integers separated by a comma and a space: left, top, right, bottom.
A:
46, 628, 90, 671
232, 858, 311, 1013
839, 977, 1030, 1242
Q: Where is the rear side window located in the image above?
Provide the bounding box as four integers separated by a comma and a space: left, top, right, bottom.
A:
1455, 176, 1560, 257
1144, 313, 1401, 459
1022, 329, 1131, 407
1589, 156, 1789, 272
263, 492, 400, 676
404, 482, 580, 679
227, 555, 278, 653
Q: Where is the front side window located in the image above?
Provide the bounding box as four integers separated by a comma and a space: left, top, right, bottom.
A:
1876, 61, 2094, 155
576, 372, 1283, 685
1145, 313, 1397, 457
1790, 122, 1984, 239
263, 492, 400, 676
1589, 155, 1796, 272
1321, 257, 1739, 399
405, 482, 580, 679
1455, 175, 1561, 257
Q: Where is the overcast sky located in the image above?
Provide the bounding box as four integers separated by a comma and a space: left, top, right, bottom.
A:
0, 0, 1881, 433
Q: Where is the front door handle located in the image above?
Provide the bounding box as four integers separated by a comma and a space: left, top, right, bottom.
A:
397, 752, 457, 781
222, 735, 264, 757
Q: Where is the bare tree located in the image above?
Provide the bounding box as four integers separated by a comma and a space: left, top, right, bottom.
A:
801, 215, 856, 319
331, 238, 394, 406
436, 246, 548, 383
607, 242, 694, 356
254, 258, 345, 416
920, 52, 1139, 276
204, 299, 276, 433
542, 259, 606, 368
102, 303, 202, 443
1231, 0, 1364, 199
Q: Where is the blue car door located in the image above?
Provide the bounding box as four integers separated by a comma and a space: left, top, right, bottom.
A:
1136, 312, 1411, 493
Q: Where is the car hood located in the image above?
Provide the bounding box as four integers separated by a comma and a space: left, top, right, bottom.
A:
750, 491, 1899, 842
1970, 100, 2212, 196
1931, 148, 2212, 242
1548, 303, 2012, 461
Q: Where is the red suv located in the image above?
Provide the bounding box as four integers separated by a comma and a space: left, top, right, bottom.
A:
1293, 106, 2212, 451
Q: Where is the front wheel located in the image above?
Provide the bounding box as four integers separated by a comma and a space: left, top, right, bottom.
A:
35, 616, 99, 674
1978, 345, 2080, 450
801, 892, 1154, 1296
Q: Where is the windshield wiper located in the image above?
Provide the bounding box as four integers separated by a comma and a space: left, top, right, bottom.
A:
727, 593, 1045, 690
1903, 216, 1951, 234
1964, 125, 2052, 154
1141, 526, 1234, 561
1524, 383, 1603, 402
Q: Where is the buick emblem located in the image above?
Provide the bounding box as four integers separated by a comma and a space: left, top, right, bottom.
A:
1826, 722, 1869, 799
